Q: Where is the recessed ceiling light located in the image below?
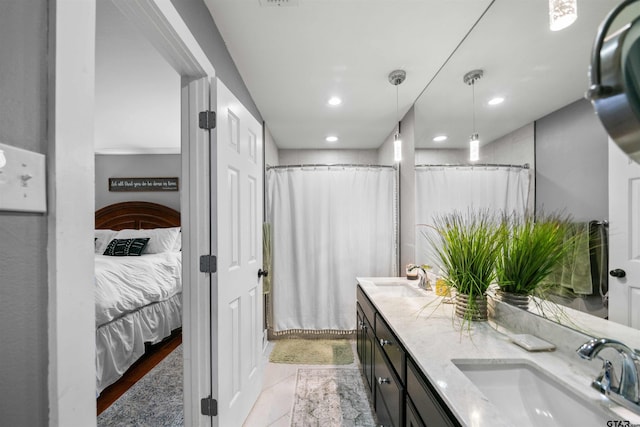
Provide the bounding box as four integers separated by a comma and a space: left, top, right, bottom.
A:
488, 97, 505, 106
328, 96, 342, 106
325, 136, 339, 143
433, 135, 448, 142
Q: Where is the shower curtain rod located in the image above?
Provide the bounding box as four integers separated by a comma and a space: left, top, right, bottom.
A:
415, 163, 530, 169
266, 163, 397, 170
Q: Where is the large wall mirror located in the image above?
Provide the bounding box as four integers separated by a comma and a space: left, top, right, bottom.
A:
411, 0, 640, 336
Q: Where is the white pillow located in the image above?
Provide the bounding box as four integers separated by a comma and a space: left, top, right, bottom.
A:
172, 229, 182, 252
95, 229, 117, 254
115, 227, 180, 254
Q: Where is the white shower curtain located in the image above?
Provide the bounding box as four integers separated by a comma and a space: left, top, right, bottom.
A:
415, 165, 530, 267
267, 166, 397, 333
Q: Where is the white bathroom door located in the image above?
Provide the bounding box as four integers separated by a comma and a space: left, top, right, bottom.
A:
609, 138, 640, 328
211, 78, 265, 426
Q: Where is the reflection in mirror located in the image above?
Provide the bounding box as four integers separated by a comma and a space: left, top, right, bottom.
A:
411, 0, 638, 332
587, 0, 640, 162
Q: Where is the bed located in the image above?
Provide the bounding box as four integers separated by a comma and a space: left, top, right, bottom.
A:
94, 201, 182, 395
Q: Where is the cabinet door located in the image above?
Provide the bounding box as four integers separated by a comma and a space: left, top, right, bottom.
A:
357, 303, 364, 362
406, 398, 426, 427
363, 315, 375, 392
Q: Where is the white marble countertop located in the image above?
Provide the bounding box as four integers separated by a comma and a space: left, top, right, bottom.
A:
357, 277, 640, 427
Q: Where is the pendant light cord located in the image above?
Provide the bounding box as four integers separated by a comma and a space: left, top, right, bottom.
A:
396, 84, 400, 134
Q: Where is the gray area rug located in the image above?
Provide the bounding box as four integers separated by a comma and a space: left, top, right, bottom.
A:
98, 345, 183, 427
291, 368, 376, 427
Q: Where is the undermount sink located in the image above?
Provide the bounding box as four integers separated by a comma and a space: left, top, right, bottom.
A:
452, 359, 617, 427
363, 279, 426, 297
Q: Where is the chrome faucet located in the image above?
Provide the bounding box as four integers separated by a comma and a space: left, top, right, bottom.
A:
407, 264, 432, 290
577, 337, 640, 413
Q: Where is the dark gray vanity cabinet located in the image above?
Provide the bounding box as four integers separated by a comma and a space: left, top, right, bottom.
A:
356, 284, 461, 427
406, 359, 458, 427
406, 398, 424, 427
376, 312, 406, 379
357, 285, 404, 426
374, 338, 404, 426
357, 300, 375, 393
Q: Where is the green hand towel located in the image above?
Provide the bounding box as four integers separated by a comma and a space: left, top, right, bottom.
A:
567, 223, 592, 295
544, 222, 593, 295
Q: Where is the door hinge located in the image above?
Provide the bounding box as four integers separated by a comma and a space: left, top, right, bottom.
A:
199, 255, 217, 273
199, 110, 216, 130
200, 396, 218, 416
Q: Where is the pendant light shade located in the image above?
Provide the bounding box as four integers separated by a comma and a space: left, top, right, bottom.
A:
549, 0, 577, 31
394, 131, 402, 162
388, 69, 406, 163
464, 69, 483, 162
469, 134, 479, 162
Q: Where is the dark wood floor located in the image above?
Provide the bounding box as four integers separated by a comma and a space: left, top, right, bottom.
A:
97, 330, 182, 415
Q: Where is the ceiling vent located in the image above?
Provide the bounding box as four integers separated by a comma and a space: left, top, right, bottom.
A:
259, 0, 298, 7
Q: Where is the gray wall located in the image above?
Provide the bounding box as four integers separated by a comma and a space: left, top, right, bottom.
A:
95, 154, 181, 211
171, 0, 262, 123
0, 1, 261, 424
536, 99, 609, 222
0, 0, 49, 425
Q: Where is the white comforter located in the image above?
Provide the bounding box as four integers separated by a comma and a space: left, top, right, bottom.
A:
95, 252, 182, 327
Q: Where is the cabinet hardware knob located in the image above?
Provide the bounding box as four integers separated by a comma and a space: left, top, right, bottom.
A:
258, 268, 269, 278
379, 338, 392, 346
377, 377, 390, 385
610, 268, 626, 278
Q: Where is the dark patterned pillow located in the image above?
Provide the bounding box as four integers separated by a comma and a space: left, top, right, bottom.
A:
103, 238, 150, 256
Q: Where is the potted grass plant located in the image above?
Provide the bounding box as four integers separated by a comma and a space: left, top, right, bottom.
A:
495, 212, 570, 309
429, 209, 503, 322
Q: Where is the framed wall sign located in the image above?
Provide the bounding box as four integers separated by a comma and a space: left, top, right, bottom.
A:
108, 177, 179, 192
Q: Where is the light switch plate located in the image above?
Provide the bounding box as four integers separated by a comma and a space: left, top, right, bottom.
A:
0, 142, 47, 213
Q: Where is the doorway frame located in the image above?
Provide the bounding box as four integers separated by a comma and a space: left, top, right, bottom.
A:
49, 1, 215, 425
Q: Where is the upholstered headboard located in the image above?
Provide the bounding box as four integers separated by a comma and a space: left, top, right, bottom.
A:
95, 201, 180, 230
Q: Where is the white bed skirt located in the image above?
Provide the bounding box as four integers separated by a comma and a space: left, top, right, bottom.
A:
96, 293, 182, 395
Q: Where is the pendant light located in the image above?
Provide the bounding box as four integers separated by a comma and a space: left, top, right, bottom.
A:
549, 0, 577, 32
463, 69, 483, 162
388, 69, 406, 163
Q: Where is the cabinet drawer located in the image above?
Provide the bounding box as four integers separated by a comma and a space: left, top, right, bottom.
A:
405, 397, 425, 427
375, 340, 404, 427
375, 312, 406, 382
357, 285, 376, 327
406, 359, 458, 427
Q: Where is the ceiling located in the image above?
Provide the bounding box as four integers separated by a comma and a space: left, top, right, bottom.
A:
95, 0, 639, 154
203, 0, 631, 151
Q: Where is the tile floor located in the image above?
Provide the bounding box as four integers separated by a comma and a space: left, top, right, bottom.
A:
243, 340, 365, 427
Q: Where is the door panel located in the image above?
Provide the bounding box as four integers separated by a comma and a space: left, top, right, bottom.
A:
213, 78, 264, 426
609, 138, 640, 328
